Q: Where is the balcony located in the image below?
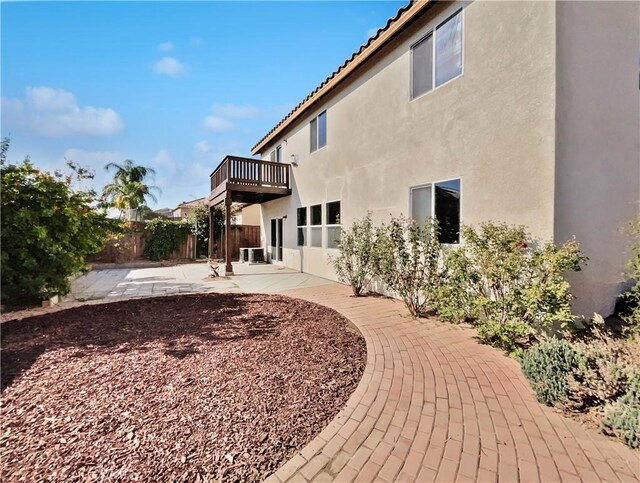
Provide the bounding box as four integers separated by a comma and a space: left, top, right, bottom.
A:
209, 155, 291, 206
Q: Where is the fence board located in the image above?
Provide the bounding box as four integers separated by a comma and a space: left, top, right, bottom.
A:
210, 225, 261, 261
88, 231, 196, 264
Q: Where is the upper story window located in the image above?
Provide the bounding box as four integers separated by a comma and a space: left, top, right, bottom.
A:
410, 178, 461, 244
310, 111, 327, 152
411, 9, 463, 99
270, 145, 282, 162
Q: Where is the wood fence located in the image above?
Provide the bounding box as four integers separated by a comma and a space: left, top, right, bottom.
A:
88, 231, 197, 264
210, 225, 261, 261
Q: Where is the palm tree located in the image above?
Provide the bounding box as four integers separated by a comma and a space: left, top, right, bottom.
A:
102, 160, 161, 220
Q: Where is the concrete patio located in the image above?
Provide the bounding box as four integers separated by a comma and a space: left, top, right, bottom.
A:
66, 262, 332, 302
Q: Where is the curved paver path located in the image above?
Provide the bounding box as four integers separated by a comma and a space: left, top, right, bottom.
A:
270, 284, 639, 482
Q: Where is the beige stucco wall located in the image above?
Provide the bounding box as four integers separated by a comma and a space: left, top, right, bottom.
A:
554, 1, 640, 316
259, 0, 557, 280
240, 204, 261, 226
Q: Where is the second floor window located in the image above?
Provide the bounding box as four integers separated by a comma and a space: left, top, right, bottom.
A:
411, 9, 463, 99
310, 111, 327, 152
270, 145, 282, 162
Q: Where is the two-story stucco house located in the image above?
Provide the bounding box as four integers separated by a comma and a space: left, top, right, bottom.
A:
209, 0, 639, 317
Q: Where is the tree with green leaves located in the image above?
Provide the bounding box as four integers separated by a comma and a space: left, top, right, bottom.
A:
331, 213, 385, 296
102, 159, 161, 220
187, 204, 210, 258
1, 141, 119, 306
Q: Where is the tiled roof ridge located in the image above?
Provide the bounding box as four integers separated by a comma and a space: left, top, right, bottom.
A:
251, 0, 428, 154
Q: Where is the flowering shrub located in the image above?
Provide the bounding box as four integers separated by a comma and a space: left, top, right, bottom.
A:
331, 213, 384, 296
436, 222, 587, 354
377, 216, 441, 317
1, 142, 117, 305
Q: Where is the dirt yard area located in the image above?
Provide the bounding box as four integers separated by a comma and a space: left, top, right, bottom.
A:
1, 293, 366, 482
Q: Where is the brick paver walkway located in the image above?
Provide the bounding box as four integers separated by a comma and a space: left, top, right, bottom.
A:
269, 284, 639, 482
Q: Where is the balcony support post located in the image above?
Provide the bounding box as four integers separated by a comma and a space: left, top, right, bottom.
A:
224, 192, 233, 276
208, 206, 213, 259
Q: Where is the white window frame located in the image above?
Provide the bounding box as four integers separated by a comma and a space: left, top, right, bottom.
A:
270, 144, 282, 162
410, 7, 464, 101
296, 206, 307, 247
409, 177, 462, 244
310, 111, 327, 153
325, 200, 341, 249
309, 203, 323, 248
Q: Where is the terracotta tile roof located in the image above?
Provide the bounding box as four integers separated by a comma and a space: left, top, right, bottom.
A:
251, 0, 433, 155
175, 197, 207, 209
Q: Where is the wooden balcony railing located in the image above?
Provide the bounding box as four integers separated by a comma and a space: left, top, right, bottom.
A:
210, 156, 290, 193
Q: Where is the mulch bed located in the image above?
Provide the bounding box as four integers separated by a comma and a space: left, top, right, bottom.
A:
1, 294, 366, 482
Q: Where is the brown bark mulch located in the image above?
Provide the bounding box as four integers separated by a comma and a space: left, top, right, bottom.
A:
1, 293, 366, 482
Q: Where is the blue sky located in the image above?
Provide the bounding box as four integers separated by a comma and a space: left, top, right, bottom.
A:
1, 1, 403, 209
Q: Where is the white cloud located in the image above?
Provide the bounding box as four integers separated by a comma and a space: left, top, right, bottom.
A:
189, 37, 203, 47
1, 87, 124, 137
157, 41, 175, 52
57, 148, 213, 209
194, 140, 214, 156
151, 149, 177, 174
148, 148, 213, 204
200, 104, 261, 133
193, 139, 243, 163
211, 103, 261, 119
153, 56, 187, 77
202, 115, 236, 133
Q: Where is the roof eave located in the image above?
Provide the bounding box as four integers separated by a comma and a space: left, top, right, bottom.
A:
251, 0, 433, 155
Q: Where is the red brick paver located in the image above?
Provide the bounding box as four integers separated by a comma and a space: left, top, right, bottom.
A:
268, 284, 640, 482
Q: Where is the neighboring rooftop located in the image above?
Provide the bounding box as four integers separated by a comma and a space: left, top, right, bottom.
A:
175, 197, 207, 209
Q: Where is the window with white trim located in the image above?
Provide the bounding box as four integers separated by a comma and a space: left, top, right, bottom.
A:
326, 201, 341, 249
270, 144, 282, 162
310, 111, 327, 152
410, 178, 461, 244
297, 207, 307, 246
411, 9, 463, 99
310, 204, 322, 247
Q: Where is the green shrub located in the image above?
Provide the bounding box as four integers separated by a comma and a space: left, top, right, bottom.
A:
478, 319, 533, 357
433, 246, 477, 322
567, 340, 631, 411
522, 317, 640, 448
143, 219, 190, 261
601, 372, 640, 449
437, 222, 586, 352
187, 204, 210, 258
521, 338, 581, 406
1, 149, 117, 305
620, 216, 640, 336
377, 216, 441, 317
331, 213, 384, 296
